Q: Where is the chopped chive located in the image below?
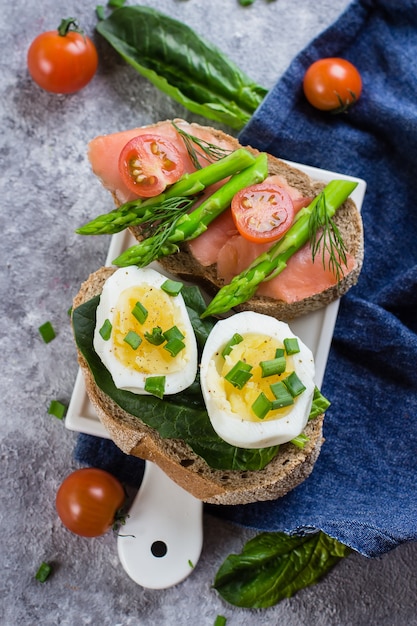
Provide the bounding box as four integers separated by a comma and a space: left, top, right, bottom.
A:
161, 278, 184, 296
48, 400, 67, 420
214, 617, 227, 626
291, 433, 309, 448
270, 381, 294, 408
275, 348, 285, 358
221, 333, 243, 358
123, 330, 142, 350
163, 325, 185, 342
283, 372, 306, 397
284, 337, 300, 355
224, 360, 253, 389
164, 337, 185, 357
144, 375, 165, 398
252, 392, 272, 419
259, 355, 287, 378
38, 321, 56, 343
99, 318, 112, 341
35, 562, 52, 583
144, 326, 165, 345
132, 301, 148, 324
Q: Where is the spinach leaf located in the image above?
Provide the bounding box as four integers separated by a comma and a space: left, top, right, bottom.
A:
96, 6, 268, 130
72, 290, 279, 470
213, 531, 351, 608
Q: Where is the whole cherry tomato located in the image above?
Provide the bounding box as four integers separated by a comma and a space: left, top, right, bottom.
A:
231, 182, 295, 243
56, 468, 125, 537
118, 134, 185, 197
303, 58, 362, 112
27, 18, 98, 94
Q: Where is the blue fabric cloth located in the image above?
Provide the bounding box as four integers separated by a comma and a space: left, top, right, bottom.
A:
75, 0, 417, 557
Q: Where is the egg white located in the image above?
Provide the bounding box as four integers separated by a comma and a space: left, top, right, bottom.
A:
200, 311, 315, 449
94, 266, 198, 395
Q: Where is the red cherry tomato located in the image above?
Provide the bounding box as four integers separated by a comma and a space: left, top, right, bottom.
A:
231, 183, 295, 243
118, 134, 185, 197
303, 58, 362, 112
27, 18, 98, 94
56, 468, 125, 537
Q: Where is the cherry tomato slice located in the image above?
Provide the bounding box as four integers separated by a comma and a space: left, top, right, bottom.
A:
303, 57, 362, 112
27, 19, 98, 94
118, 134, 185, 198
231, 183, 295, 243
56, 468, 125, 537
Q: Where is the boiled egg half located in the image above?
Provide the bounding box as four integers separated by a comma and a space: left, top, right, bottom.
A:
200, 311, 315, 448
94, 266, 198, 396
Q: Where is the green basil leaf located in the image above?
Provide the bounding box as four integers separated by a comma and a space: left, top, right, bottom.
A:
72, 289, 278, 470
213, 531, 351, 608
96, 6, 267, 130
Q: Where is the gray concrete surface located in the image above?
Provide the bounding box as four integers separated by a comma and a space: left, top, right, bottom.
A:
1, 0, 417, 624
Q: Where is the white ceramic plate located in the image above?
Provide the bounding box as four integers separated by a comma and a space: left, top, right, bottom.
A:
66, 162, 366, 437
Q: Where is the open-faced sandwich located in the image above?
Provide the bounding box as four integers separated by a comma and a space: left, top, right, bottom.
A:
72, 119, 364, 505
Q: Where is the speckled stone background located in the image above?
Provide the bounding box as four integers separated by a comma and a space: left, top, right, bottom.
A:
2, 1, 417, 624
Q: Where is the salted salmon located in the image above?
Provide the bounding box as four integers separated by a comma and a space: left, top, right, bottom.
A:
88, 120, 236, 205
88, 123, 355, 304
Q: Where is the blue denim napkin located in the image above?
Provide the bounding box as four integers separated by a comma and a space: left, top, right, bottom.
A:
75, 0, 417, 556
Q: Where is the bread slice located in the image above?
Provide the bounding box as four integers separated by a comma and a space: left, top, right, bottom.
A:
125, 121, 364, 322
73, 267, 325, 506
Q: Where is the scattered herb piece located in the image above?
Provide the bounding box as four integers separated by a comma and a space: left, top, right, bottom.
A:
259, 355, 286, 378
283, 337, 300, 355
283, 371, 306, 397
161, 279, 184, 297
48, 400, 67, 420
214, 617, 227, 626
39, 321, 56, 343
251, 392, 272, 419
144, 326, 165, 345
224, 360, 253, 389
144, 375, 166, 399
221, 333, 243, 358
123, 330, 142, 350
131, 300, 148, 324
163, 326, 185, 342
164, 337, 185, 357
35, 561, 52, 583
99, 318, 112, 340
290, 433, 309, 448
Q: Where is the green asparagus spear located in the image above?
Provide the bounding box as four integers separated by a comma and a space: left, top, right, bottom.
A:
76, 148, 256, 236
201, 179, 358, 318
112, 153, 269, 267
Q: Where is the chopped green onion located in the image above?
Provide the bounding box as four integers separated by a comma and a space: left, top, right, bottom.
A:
284, 337, 300, 355
144, 326, 165, 345
291, 433, 309, 448
164, 337, 185, 357
132, 301, 148, 324
214, 617, 227, 626
224, 360, 253, 389
161, 278, 184, 296
123, 330, 142, 350
283, 372, 306, 397
275, 348, 285, 358
38, 321, 56, 343
259, 355, 287, 378
221, 333, 243, 358
270, 381, 294, 408
144, 375, 166, 399
99, 318, 112, 341
35, 562, 52, 583
163, 325, 185, 341
251, 392, 272, 419
48, 400, 67, 420
96, 5, 106, 21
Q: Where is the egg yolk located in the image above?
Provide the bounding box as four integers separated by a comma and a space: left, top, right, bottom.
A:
220, 333, 294, 422
111, 285, 188, 374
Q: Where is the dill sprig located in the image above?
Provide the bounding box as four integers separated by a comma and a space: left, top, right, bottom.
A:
308, 192, 348, 285
172, 121, 232, 169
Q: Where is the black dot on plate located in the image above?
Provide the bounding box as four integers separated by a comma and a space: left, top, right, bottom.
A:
151, 540, 168, 558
